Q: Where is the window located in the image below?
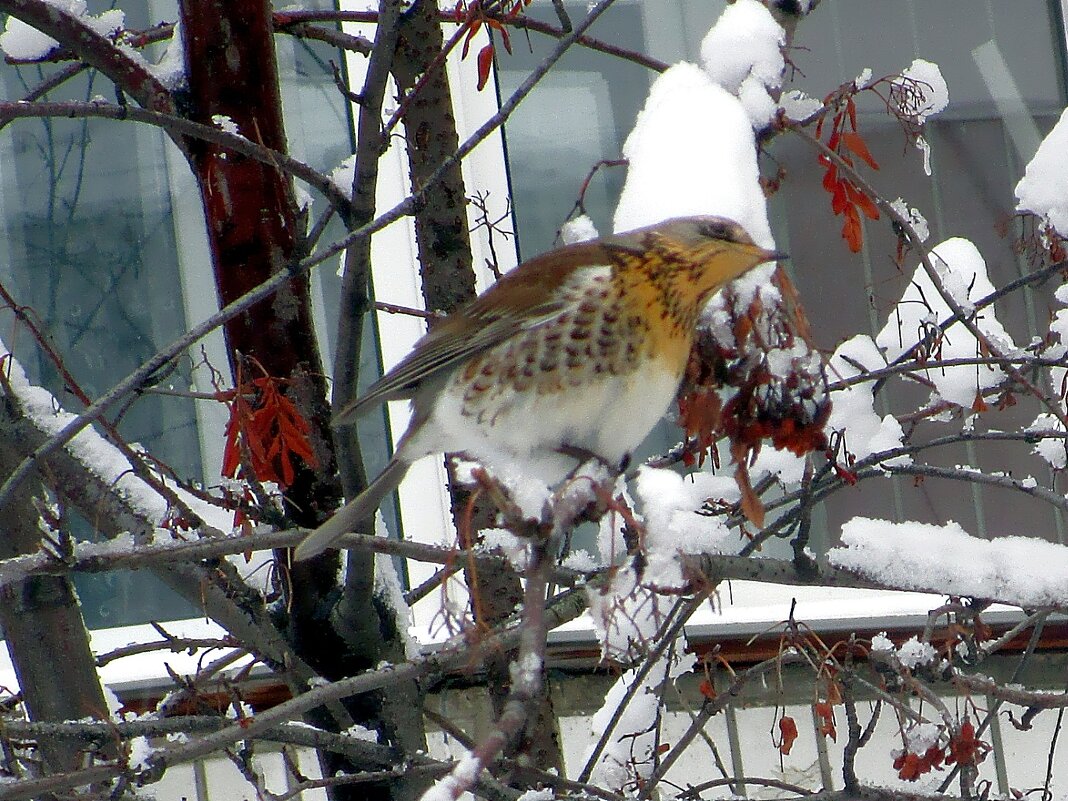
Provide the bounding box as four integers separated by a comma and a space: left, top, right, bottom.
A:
496, 0, 1068, 551
0, 0, 355, 629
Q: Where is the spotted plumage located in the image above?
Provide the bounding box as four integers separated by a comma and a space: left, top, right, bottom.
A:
296, 215, 783, 560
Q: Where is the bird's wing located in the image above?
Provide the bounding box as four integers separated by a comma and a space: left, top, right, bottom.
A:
336, 240, 618, 424
348, 298, 565, 413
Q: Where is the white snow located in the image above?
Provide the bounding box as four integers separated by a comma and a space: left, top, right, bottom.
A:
780, 89, 823, 121
613, 63, 773, 250
418, 749, 480, 801
634, 467, 739, 572
344, 724, 379, 743
584, 647, 686, 792
374, 513, 420, 659
0, 3, 124, 60
854, 67, 874, 90
889, 198, 930, 242
892, 59, 948, 175
329, 154, 357, 199
1029, 414, 1067, 470
1015, 106, 1068, 237
825, 335, 909, 465
904, 722, 942, 754
560, 214, 599, 244
893, 59, 949, 123
211, 114, 240, 136
479, 527, 530, 571
151, 19, 186, 89
876, 238, 1016, 409
896, 636, 937, 669
699, 0, 785, 129
829, 517, 1068, 607
0, 338, 233, 543
870, 632, 894, 654
560, 548, 599, 572
0, 16, 59, 60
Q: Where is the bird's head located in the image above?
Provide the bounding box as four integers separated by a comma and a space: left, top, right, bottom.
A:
609, 215, 786, 308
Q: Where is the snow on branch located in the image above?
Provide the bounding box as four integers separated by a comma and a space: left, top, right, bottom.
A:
829, 517, 1068, 608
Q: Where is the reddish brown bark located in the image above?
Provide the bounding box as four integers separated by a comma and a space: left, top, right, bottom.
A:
179, 1, 338, 530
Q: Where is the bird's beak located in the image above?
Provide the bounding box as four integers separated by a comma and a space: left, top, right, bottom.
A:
758, 247, 788, 262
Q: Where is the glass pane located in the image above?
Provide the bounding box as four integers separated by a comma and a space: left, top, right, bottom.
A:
498, 0, 1068, 549
0, 1, 358, 626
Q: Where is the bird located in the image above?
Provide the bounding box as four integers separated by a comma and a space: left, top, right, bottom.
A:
295, 215, 784, 561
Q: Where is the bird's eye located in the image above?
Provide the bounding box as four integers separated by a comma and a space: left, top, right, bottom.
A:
699, 220, 733, 241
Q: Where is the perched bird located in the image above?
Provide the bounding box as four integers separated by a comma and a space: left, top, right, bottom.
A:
295, 215, 783, 560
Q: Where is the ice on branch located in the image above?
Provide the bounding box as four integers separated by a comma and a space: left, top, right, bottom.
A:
891, 59, 949, 174
1015, 106, 1068, 237
699, 0, 785, 128
829, 517, 1068, 607
876, 238, 1016, 409
825, 335, 909, 465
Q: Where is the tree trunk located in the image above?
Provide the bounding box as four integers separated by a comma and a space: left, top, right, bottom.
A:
0, 401, 115, 776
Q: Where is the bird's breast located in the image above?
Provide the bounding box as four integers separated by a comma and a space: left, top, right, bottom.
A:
429, 264, 693, 467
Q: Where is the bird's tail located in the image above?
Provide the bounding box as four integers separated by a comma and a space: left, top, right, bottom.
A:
293, 457, 409, 561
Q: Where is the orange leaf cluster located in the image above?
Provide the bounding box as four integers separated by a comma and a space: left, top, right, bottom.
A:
222, 372, 318, 491
817, 96, 880, 252
454, 0, 531, 91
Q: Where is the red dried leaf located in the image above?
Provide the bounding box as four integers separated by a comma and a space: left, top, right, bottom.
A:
842, 131, 879, 170
778, 716, 799, 755
845, 182, 880, 220
733, 457, 766, 527
698, 679, 716, 700
894, 746, 945, 781
947, 719, 990, 766
476, 43, 494, 91
822, 165, 838, 192
461, 18, 482, 59
815, 701, 837, 741
831, 180, 849, 214
846, 97, 857, 131
827, 128, 841, 152
842, 207, 863, 252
